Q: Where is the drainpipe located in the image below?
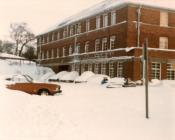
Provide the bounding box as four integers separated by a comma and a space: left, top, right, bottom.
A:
137, 5, 142, 47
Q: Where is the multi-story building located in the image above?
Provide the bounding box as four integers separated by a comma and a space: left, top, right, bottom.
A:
37, 0, 175, 81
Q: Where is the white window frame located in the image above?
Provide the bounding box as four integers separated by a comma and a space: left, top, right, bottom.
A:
117, 62, 123, 78
52, 33, 54, 41
102, 38, 108, 51
110, 36, 116, 49
95, 39, 100, 52
151, 62, 161, 79
75, 43, 80, 54
111, 11, 116, 25
57, 48, 59, 58
103, 14, 108, 27
86, 19, 90, 32
160, 11, 168, 27
88, 64, 92, 71
109, 62, 114, 78
94, 63, 99, 74
69, 46, 73, 55
63, 47, 66, 57
159, 37, 168, 49
76, 23, 81, 34
57, 32, 60, 40
70, 25, 74, 36
96, 16, 101, 29
81, 64, 85, 74
46, 50, 49, 59
85, 41, 89, 53
51, 49, 54, 58
101, 63, 106, 75
167, 63, 175, 80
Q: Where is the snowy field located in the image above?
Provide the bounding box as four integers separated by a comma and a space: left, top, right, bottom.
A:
0, 56, 175, 140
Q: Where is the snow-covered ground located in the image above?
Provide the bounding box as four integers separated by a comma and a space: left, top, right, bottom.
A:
0, 56, 175, 140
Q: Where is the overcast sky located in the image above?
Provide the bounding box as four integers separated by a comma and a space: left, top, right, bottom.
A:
0, 0, 104, 40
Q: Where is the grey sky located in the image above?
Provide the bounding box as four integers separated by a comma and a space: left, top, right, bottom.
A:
0, 0, 103, 40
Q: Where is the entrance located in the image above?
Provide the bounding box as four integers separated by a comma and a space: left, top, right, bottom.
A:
58, 65, 70, 72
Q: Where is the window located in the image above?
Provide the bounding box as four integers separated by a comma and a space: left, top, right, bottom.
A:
111, 11, 116, 25
160, 11, 168, 27
167, 63, 175, 80
110, 36, 116, 49
51, 49, 54, 58
42, 52, 44, 60
47, 35, 50, 43
109, 62, 114, 78
75, 43, 80, 54
85, 41, 89, 53
86, 19, 90, 32
95, 39, 100, 51
57, 48, 59, 58
96, 16, 101, 29
52, 33, 54, 41
81, 64, 85, 74
75, 64, 80, 73
72, 64, 75, 71
152, 62, 161, 79
159, 37, 168, 49
102, 38, 108, 51
101, 63, 106, 75
57, 32, 60, 40
117, 62, 123, 77
63, 28, 68, 38
88, 64, 92, 71
103, 14, 108, 27
94, 63, 99, 74
63, 47, 66, 57
69, 46, 73, 55
70, 25, 74, 36
46, 50, 49, 59
76, 23, 81, 34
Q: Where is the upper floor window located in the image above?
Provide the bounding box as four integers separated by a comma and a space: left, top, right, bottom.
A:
70, 25, 74, 36
57, 32, 60, 40
47, 35, 50, 43
52, 33, 54, 41
51, 49, 54, 58
95, 39, 100, 51
160, 11, 168, 27
75, 43, 80, 54
63, 47, 66, 57
111, 11, 116, 25
42, 52, 44, 60
159, 37, 168, 49
102, 38, 108, 51
63, 28, 68, 38
103, 14, 108, 27
96, 16, 101, 29
46, 50, 49, 59
57, 48, 59, 58
110, 36, 116, 49
86, 19, 90, 32
76, 23, 81, 34
69, 45, 73, 55
85, 41, 89, 53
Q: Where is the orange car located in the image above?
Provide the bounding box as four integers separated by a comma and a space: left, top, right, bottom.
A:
6, 75, 62, 96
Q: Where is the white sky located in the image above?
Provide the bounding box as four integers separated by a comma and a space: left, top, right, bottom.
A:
0, 0, 104, 40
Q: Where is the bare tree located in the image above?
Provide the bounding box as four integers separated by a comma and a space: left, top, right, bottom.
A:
10, 22, 35, 56
0, 40, 14, 54
23, 46, 37, 60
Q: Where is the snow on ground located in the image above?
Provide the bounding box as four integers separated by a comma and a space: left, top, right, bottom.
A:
0, 57, 175, 140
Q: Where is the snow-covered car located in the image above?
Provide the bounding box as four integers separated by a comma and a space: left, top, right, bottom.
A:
6, 74, 62, 95
59, 71, 79, 82
75, 71, 95, 83
87, 74, 110, 85
48, 71, 69, 82
106, 78, 124, 88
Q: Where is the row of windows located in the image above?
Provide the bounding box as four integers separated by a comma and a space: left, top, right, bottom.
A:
38, 11, 117, 44
39, 36, 116, 59
72, 62, 123, 78
151, 63, 175, 80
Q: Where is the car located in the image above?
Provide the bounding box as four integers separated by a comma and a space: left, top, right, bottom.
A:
6, 74, 62, 96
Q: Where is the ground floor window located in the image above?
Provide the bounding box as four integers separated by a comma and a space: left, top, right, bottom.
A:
109, 62, 114, 78
72, 64, 75, 71
117, 62, 123, 78
101, 63, 106, 75
152, 62, 161, 79
88, 64, 92, 71
81, 64, 85, 74
75, 64, 80, 73
167, 63, 175, 80
94, 63, 99, 74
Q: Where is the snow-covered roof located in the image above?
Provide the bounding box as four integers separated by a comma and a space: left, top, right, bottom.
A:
38, 0, 175, 36
0, 53, 25, 59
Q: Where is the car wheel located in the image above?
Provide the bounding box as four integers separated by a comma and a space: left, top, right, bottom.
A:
39, 89, 50, 96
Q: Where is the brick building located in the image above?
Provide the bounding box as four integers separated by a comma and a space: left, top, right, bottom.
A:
37, 0, 175, 81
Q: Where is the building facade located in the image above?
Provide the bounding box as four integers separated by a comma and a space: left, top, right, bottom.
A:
37, 2, 175, 81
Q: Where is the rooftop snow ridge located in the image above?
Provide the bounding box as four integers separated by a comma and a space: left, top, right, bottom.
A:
38, 0, 175, 36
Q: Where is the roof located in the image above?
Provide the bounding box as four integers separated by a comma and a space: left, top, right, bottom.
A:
38, 0, 175, 36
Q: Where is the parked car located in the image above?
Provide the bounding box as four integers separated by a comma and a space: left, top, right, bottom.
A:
6, 74, 62, 95
75, 71, 95, 83
59, 71, 79, 82
48, 71, 69, 82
